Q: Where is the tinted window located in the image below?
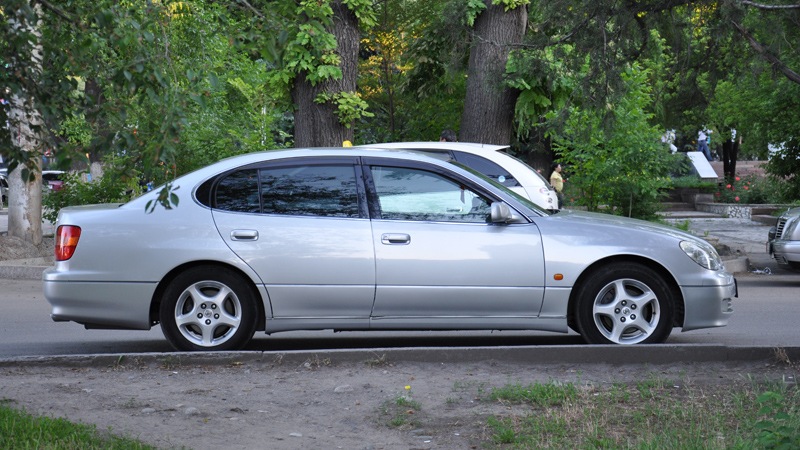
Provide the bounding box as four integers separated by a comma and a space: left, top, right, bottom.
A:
260, 165, 360, 218
215, 169, 260, 213
451, 151, 519, 187
371, 166, 490, 223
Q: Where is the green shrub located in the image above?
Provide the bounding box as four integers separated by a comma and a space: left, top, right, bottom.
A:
712, 174, 790, 204
43, 165, 142, 224
670, 175, 717, 191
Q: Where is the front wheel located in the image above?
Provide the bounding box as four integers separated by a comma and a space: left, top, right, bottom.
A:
574, 263, 675, 345
160, 266, 258, 351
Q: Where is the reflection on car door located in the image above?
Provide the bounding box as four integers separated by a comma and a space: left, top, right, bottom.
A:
211, 162, 376, 320
366, 164, 546, 324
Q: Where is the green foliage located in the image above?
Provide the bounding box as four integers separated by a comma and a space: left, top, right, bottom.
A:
315, 91, 374, 128
713, 174, 791, 205
765, 140, 800, 201
466, 0, 530, 25
494, 0, 531, 12
669, 175, 717, 192
42, 157, 142, 223
356, 0, 463, 143
489, 382, 578, 406
755, 391, 800, 449
0, 402, 155, 449
343, 0, 378, 29
508, 45, 575, 139
465, 0, 487, 26
480, 380, 800, 449
550, 64, 673, 219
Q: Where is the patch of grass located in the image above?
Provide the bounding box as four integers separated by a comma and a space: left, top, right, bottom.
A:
379, 391, 423, 430
482, 380, 800, 449
0, 402, 154, 449
673, 219, 691, 231
300, 354, 331, 370
489, 381, 578, 407
364, 353, 391, 367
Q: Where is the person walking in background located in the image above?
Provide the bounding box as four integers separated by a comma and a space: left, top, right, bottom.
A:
549, 162, 565, 209
697, 128, 712, 161
439, 129, 457, 142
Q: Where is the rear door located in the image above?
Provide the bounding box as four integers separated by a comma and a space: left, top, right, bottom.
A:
211, 157, 376, 319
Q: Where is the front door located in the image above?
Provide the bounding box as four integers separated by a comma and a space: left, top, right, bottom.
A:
366, 164, 545, 322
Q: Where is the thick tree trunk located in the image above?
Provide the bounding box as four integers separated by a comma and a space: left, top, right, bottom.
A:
292, 0, 359, 147
459, 1, 527, 145
7, 2, 44, 245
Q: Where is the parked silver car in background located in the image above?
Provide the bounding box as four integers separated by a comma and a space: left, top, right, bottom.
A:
361, 142, 559, 211
768, 207, 800, 271
44, 148, 736, 351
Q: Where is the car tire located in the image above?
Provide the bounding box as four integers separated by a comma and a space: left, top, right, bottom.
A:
160, 266, 258, 351
574, 263, 674, 345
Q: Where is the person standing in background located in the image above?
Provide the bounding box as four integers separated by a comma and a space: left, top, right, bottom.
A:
697, 128, 712, 161
439, 129, 457, 142
549, 162, 565, 209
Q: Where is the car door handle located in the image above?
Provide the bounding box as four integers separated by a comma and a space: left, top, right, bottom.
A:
231, 230, 259, 241
381, 233, 410, 245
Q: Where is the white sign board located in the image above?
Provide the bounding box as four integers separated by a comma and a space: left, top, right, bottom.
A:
686, 151, 718, 179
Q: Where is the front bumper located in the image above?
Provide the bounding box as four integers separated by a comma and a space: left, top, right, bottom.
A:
769, 240, 800, 267
680, 275, 737, 332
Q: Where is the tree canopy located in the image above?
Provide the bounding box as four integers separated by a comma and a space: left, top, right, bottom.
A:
2, 0, 799, 240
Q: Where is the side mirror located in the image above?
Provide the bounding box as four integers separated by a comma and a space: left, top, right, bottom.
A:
490, 202, 524, 224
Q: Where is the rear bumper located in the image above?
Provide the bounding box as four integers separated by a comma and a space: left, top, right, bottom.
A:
44, 269, 156, 330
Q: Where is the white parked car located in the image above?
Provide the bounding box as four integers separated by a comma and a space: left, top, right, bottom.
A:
360, 142, 559, 211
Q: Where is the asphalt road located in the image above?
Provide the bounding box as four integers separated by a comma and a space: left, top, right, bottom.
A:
1, 273, 798, 359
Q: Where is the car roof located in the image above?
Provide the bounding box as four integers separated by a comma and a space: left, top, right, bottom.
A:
126, 146, 515, 211
359, 141, 510, 153
160, 147, 478, 190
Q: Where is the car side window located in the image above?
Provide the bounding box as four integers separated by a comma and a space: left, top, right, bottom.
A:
215, 169, 261, 213
451, 151, 520, 187
370, 166, 490, 223
260, 165, 360, 218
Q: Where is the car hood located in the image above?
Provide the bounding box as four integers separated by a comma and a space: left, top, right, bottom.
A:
546, 209, 702, 244
780, 207, 800, 218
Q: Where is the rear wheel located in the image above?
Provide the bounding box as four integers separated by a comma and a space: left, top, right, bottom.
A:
575, 263, 674, 345
160, 266, 257, 351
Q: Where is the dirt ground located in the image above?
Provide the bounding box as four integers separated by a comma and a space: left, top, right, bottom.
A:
0, 235, 53, 261
0, 353, 794, 450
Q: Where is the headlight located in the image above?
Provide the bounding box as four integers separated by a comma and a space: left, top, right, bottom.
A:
680, 240, 723, 271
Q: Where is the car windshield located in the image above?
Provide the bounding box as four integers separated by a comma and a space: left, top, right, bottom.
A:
449, 161, 551, 216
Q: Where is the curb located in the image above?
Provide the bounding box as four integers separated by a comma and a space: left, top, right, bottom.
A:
1, 345, 798, 368
724, 256, 750, 274
0, 258, 51, 280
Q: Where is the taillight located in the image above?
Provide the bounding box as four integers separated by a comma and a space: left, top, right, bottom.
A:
55, 225, 81, 261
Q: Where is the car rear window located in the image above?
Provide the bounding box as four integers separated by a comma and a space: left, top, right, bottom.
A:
451, 151, 520, 187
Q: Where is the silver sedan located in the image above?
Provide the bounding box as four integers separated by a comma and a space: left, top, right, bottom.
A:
44, 148, 737, 351
768, 206, 800, 271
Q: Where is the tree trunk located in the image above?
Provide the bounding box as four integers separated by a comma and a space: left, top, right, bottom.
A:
459, 1, 527, 145
7, 2, 44, 246
292, 0, 359, 147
